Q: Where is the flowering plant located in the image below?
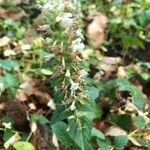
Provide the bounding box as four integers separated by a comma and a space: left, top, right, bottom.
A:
39, 0, 100, 149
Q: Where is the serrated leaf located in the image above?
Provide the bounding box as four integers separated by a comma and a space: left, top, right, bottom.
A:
31, 114, 49, 125
86, 86, 99, 100
97, 138, 112, 150
68, 117, 92, 150
52, 121, 73, 146
13, 141, 35, 150
50, 105, 72, 125
91, 127, 105, 139
76, 99, 101, 120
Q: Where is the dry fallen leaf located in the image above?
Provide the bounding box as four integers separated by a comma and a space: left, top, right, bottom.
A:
87, 12, 108, 49
52, 133, 59, 150
128, 136, 142, 147
0, 8, 26, 20
30, 124, 57, 150
0, 36, 10, 47
117, 66, 128, 78
104, 125, 127, 136
4, 132, 21, 149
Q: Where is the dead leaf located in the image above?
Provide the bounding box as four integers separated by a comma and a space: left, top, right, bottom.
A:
0, 8, 26, 20
30, 123, 58, 150
128, 136, 142, 147
104, 125, 127, 136
101, 57, 122, 65
93, 119, 111, 132
6, 101, 30, 131
4, 132, 21, 149
17, 78, 51, 105
52, 134, 59, 150
87, 12, 108, 49
117, 66, 128, 78
0, 36, 10, 47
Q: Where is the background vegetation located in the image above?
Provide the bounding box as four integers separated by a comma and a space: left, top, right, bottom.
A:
0, 0, 149, 149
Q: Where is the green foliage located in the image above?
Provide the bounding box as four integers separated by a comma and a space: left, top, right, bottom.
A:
110, 113, 131, 131
0, 0, 149, 149
13, 141, 34, 150
0, 60, 20, 71
114, 135, 128, 150
133, 116, 146, 128
52, 122, 74, 146
97, 138, 112, 150
31, 114, 50, 125
91, 127, 105, 140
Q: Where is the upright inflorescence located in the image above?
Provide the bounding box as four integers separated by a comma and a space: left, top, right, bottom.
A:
40, 0, 87, 109
38, 2, 98, 149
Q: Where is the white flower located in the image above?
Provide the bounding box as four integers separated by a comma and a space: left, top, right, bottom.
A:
47, 98, 56, 110
69, 101, 76, 111
38, 24, 50, 31
42, 2, 54, 11
57, 1, 75, 11
65, 70, 71, 77
56, 13, 73, 28
44, 53, 55, 61
70, 79, 79, 91
71, 38, 85, 52
79, 69, 88, 78
76, 29, 84, 39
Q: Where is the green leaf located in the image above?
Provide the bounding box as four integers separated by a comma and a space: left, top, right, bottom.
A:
3, 129, 14, 142
106, 78, 147, 109
52, 121, 73, 146
91, 127, 105, 140
50, 105, 72, 125
114, 135, 128, 150
97, 138, 112, 150
86, 86, 99, 100
4, 73, 19, 88
121, 35, 145, 49
31, 114, 49, 125
68, 117, 92, 150
133, 116, 145, 128
138, 62, 150, 69
1, 72, 20, 96
40, 69, 53, 75
136, 138, 150, 149
13, 141, 34, 150
76, 99, 101, 120
139, 72, 150, 81
110, 113, 131, 131
0, 59, 20, 71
